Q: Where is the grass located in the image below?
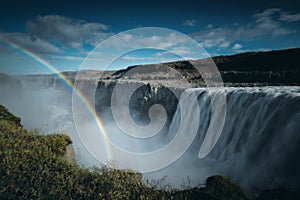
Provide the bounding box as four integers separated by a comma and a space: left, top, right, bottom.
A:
0, 105, 21, 126
0, 119, 174, 199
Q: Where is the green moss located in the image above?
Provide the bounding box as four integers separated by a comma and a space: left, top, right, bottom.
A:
202, 175, 249, 200
0, 105, 21, 126
171, 175, 250, 200
44, 134, 72, 156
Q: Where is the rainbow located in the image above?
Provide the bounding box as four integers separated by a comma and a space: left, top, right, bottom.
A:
0, 38, 113, 163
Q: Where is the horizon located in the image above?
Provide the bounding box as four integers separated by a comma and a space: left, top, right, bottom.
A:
1, 46, 297, 76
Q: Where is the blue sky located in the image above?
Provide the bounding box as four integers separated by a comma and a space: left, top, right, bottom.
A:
0, 0, 300, 74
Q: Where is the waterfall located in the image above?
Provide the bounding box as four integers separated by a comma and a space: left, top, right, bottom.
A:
1, 74, 299, 194
159, 86, 300, 193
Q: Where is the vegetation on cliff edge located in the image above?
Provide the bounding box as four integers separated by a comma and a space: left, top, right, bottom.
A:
0, 104, 298, 199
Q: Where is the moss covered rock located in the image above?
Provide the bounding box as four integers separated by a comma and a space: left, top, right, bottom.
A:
0, 104, 21, 126
202, 175, 249, 200
181, 175, 250, 200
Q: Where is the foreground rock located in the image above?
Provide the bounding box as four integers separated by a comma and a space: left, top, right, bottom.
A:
178, 175, 250, 200
255, 188, 300, 200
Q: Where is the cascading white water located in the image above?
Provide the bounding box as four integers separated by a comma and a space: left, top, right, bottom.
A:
153, 86, 300, 194
1, 75, 299, 194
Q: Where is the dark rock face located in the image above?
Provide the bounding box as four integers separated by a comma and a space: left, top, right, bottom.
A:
95, 81, 182, 128
0, 73, 21, 88
17, 74, 74, 90
173, 175, 250, 200
63, 144, 77, 164
95, 81, 116, 114
128, 84, 180, 126
255, 188, 300, 200
0, 73, 22, 102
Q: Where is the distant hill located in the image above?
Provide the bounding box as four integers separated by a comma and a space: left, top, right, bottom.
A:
113, 48, 300, 86
212, 48, 299, 72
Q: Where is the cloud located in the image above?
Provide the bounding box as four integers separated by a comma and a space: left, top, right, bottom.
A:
219, 41, 230, 48
103, 32, 189, 49
207, 24, 213, 28
190, 8, 299, 49
183, 19, 198, 27
0, 32, 62, 54
169, 47, 192, 55
26, 15, 112, 48
257, 8, 300, 23
114, 52, 181, 67
150, 47, 192, 58
121, 55, 150, 61
102, 46, 194, 67
51, 55, 84, 61
279, 12, 300, 22
252, 8, 291, 36
253, 8, 281, 23
232, 43, 242, 50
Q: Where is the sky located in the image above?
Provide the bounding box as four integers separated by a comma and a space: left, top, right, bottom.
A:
0, 0, 300, 74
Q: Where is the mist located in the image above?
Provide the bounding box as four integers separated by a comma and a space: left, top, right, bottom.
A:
1, 74, 300, 195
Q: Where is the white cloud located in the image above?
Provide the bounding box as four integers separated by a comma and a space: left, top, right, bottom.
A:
190, 8, 298, 49
253, 8, 281, 23
0, 32, 62, 54
207, 24, 213, 28
150, 47, 192, 58
198, 38, 227, 48
26, 15, 112, 48
252, 8, 287, 35
279, 12, 300, 22
219, 41, 230, 48
121, 55, 150, 61
103, 32, 189, 49
51, 55, 84, 61
118, 53, 180, 64
232, 43, 242, 50
183, 19, 198, 27
107, 46, 194, 65
170, 47, 192, 55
